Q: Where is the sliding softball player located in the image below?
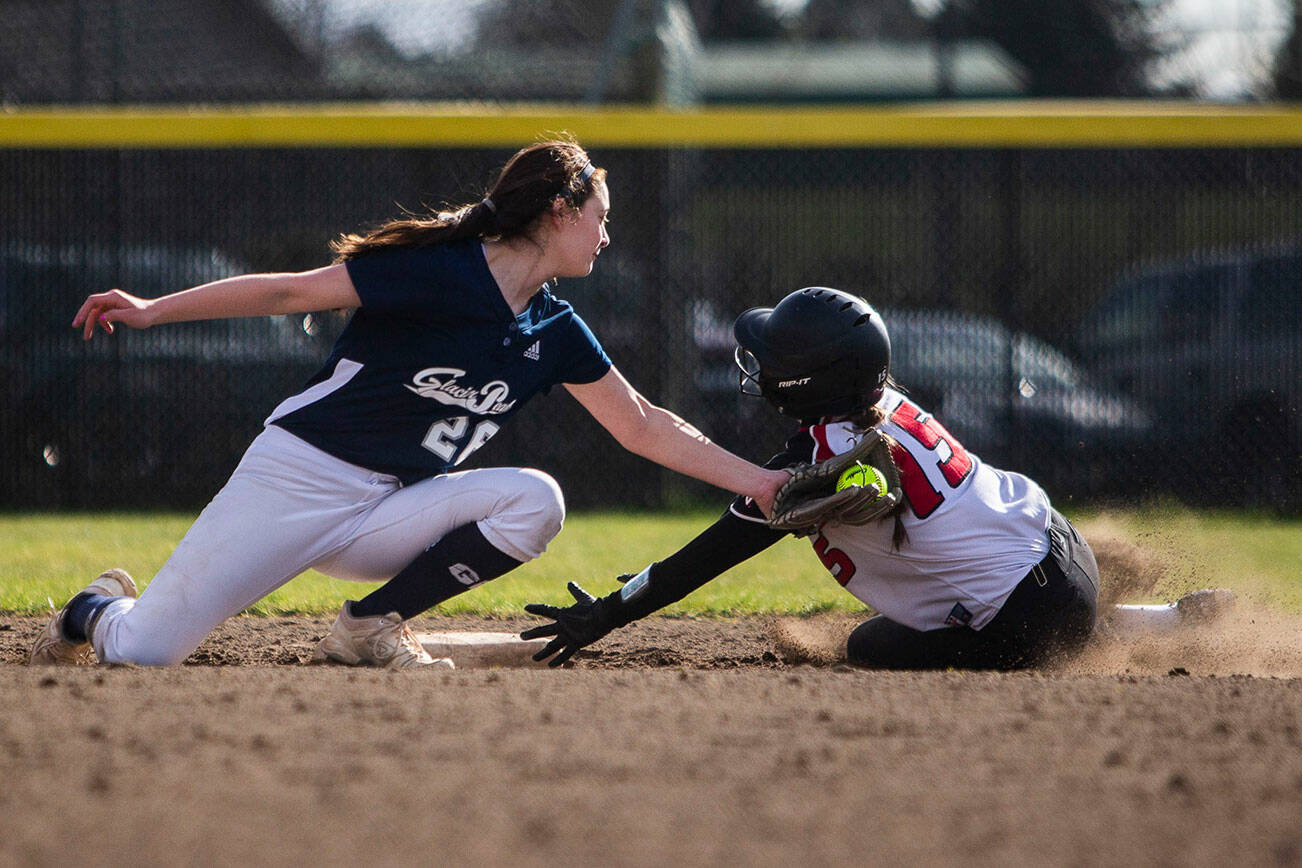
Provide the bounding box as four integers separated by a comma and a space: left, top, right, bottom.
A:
523, 287, 1234, 669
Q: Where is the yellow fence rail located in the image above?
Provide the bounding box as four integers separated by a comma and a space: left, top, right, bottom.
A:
3, 101, 1302, 148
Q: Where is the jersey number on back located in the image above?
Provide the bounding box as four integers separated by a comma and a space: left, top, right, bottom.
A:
422, 416, 501, 466
889, 399, 973, 519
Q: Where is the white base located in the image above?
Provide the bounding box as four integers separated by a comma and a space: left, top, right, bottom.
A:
1103, 603, 1181, 637
416, 631, 550, 669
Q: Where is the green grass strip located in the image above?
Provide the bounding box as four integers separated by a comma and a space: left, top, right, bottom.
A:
0, 507, 1297, 616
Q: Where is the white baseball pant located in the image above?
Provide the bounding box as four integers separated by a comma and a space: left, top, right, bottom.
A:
91, 425, 564, 665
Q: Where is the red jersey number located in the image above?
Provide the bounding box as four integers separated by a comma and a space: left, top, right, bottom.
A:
889, 399, 974, 519
811, 532, 855, 586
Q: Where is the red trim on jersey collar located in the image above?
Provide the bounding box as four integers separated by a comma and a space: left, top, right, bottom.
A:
808, 424, 836, 462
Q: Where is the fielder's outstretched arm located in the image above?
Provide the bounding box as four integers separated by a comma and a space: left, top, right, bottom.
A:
72, 265, 360, 340
521, 508, 787, 666
565, 367, 789, 515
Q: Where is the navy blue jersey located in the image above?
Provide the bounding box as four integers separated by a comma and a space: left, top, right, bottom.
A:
268, 239, 611, 484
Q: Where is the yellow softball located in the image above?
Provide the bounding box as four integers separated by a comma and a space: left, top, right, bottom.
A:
836, 462, 887, 494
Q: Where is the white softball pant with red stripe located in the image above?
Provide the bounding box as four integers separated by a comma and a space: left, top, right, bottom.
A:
91, 425, 564, 665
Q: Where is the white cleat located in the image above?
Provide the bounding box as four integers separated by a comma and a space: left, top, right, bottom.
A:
313, 605, 454, 670
29, 568, 138, 666
1104, 587, 1239, 638
1175, 588, 1237, 625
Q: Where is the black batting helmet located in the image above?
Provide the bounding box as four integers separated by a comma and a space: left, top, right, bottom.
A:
733, 287, 891, 420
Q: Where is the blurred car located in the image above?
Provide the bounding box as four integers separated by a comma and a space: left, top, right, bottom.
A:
1076, 246, 1301, 509
882, 307, 1151, 450
0, 243, 339, 508
690, 300, 1152, 499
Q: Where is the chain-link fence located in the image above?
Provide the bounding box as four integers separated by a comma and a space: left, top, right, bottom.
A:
1, 142, 1299, 512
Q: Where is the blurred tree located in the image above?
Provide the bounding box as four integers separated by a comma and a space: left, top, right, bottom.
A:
685, 0, 789, 40
1273, 0, 1302, 98
936, 0, 1176, 96
471, 0, 700, 104
473, 0, 616, 46
800, 0, 929, 41
473, 0, 786, 45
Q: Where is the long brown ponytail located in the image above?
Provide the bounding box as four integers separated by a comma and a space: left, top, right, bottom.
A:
331, 135, 606, 261
848, 389, 910, 550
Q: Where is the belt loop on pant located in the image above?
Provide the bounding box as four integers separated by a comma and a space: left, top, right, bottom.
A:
1045, 510, 1074, 578
1030, 562, 1049, 587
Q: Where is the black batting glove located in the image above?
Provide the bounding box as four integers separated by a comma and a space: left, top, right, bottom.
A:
521, 581, 622, 667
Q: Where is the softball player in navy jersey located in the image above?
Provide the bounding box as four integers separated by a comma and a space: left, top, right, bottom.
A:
524, 287, 1104, 670
31, 138, 788, 669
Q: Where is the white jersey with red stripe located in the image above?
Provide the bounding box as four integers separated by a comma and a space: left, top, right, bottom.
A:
802, 387, 1051, 631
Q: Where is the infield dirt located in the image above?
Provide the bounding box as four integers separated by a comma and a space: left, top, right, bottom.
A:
1, 608, 1299, 867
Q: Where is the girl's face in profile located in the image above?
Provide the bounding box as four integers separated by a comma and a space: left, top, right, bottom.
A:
550, 179, 610, 278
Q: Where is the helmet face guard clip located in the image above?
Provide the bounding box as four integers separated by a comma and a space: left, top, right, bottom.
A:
735, 346, 764, 398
